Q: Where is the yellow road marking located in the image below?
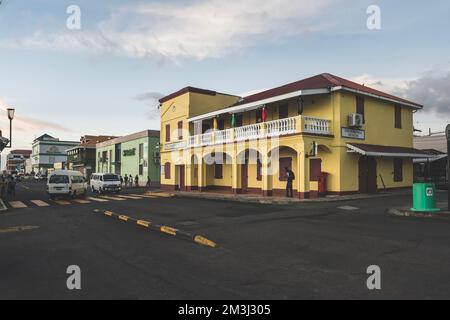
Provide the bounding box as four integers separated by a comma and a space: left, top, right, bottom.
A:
104, 211, 113, 217
88, 197, 109, 202
72, 199, 91, 204
137, 220, 151, 227
99, 196, 126, 201
0, 225, 40, 234
54, 200, 71, 205
194, 235, 217, 248
160, 226, 178, 236
117, 195, 142, 200
9, 201, 27, 209
30, 200, 50, 207
118, 215, 129, 221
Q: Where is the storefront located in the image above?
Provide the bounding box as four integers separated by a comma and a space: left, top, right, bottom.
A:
95, 130, 160, 187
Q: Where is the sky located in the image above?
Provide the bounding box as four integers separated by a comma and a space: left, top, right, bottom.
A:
0, 0, 449, 167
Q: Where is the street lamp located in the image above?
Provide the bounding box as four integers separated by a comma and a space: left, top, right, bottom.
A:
6, 107, 15, 148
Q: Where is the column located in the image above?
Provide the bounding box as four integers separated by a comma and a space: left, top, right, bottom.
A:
297, 150, 310, 199
198, 155, 206, 192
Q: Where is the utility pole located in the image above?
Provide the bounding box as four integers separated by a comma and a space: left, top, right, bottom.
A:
446, 124, 450, 211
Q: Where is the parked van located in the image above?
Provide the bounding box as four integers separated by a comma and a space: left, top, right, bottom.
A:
90, 173, 121, 194
47, 170, 87, 199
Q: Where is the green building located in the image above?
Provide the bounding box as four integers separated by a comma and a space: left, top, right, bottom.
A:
95, 130, 160, 186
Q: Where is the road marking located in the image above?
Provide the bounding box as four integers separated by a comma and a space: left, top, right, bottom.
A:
137, 220, 151, 227
194, 235, 217, 248
0, 225, 40, 234
0, 199, 7, 211
104, 211, 113, 216
53, 200, 71, 205
20, 185, 30, 190
99, 196, 126, 201
30, 200, 50, 207
129, 194, 157, 198
118, 215, 129, 221
116, 195, 143, 200
160, 226, 178, 236
338, 206, 360, 211
9, 201, 28, 209
147, 193, 174, 198
88, 197, 109, 202
72, 199, 91, 204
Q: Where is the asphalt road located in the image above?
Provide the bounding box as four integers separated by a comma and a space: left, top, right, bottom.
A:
0, 181, 449, 299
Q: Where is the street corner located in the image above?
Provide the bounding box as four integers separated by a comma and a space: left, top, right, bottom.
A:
386, 207, 450, 219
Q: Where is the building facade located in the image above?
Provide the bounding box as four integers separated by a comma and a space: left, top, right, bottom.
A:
95, 130, 160, 186
67, 135, 116, 179
6, 149, 32, 173
159, 73, 429, 197
31, 134, 79, 173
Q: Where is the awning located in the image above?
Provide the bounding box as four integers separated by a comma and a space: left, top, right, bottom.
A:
347, 143, 432, 158
413, 154, 448, 164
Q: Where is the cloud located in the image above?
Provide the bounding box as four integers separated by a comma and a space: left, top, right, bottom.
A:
132, 91, 165, 119
1, 0, 335, 60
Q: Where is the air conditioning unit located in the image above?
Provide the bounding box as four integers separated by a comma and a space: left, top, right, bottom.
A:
348, 113, 364, 128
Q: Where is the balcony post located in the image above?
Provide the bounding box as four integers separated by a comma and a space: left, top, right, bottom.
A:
296, 115, 304, 133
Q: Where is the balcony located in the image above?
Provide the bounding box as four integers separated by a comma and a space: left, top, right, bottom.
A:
165, 115, 332, 151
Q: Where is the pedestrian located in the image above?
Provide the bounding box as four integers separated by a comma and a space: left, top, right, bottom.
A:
7, 175, 16, 199
120, 175, 124, 186
285, 167, 295, 198
135, 175, 139, 188
124, 174, 129, 187
146, 176, 151, 188
129, 175, 133, 188
0, 175, 6, 199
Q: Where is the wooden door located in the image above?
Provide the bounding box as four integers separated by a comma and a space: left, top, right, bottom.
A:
359, 156, 377, 193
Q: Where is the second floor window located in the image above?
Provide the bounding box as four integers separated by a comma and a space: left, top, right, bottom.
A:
279, 105, 289, 119
178, 121, 183, 140
139, 143, 144, 160
395, 105, 402, 129
165, 124, 171, 142
356, 96, 365, 123
256, 109, 263, 123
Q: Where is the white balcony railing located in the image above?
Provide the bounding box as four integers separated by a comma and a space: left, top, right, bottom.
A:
167, 115, 332, 150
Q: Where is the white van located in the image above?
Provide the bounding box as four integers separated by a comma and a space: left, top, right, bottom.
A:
90, 173, 122, 194
47, 170, 87, 199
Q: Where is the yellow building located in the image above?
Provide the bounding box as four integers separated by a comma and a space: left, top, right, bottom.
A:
159, 74, 429, 198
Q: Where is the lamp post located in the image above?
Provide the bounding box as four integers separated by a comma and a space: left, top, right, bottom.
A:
6, 108, 15, 148
446, 124, 450, 211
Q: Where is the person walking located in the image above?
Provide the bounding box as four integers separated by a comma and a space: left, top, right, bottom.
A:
285, 167, 295, 198
129, 175, 133, 188
146, 176, 151, 188
120, 175, 124, 187
0, 175, 6, 199
134, 175, 139, 188
7, 175, 16, 200
124, 174, 129, 188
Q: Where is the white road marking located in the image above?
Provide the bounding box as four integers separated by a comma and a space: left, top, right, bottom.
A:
116, 195, 142, 200
87, 197, 109, 202
338, 206, 360, 211
72, 199, 91, 204
30, 200, 50, 207
53, 200, 71, 205
9, 201, 28, 209
0, 199, 7, 211
99, 196, 126, 201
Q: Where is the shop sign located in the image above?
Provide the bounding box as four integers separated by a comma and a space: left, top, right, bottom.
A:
342, 127, 365, 140
123, 148, 136, 157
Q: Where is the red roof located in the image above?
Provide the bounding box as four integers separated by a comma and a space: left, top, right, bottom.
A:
234, 73, 422, 108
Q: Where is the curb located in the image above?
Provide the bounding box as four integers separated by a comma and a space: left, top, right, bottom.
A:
94, 209, 217, 248
387, 208, 450, 218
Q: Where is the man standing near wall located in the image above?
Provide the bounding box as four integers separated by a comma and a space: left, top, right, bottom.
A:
285, 167, 295, 198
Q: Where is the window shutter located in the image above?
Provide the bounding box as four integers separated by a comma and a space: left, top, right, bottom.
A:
178, 121, 183, 140
310, 159, 322, 181
214, 164, 223, 179
356, 96, 365, 123
165, 124, 171, 142
394, 158, 403, 182
164, 162, 171, 179
395, 105, 402, 128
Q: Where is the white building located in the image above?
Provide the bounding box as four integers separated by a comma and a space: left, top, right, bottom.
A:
31, 134, 79, 173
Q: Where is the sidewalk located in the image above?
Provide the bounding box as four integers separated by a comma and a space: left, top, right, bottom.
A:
387, 201, 450, 218
149, 188, 414, 205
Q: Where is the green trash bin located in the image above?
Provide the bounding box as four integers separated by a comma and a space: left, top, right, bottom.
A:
411, 183, 440, 212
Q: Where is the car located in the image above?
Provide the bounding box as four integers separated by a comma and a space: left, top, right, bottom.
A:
90, 173, 121, 194
47, 170, 87, 199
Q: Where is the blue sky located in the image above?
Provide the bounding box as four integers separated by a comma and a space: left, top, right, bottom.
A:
0, 0, 449, 161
